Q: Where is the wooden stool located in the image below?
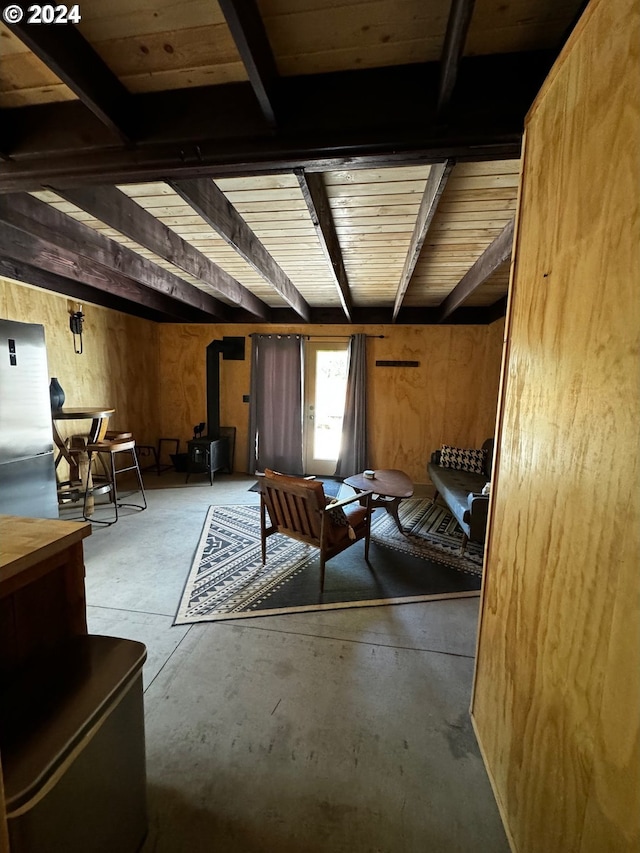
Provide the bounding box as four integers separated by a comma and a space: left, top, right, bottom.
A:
83, 435, 146, 525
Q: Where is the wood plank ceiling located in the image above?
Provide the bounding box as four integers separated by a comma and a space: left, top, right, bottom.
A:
0, 0, 584, 324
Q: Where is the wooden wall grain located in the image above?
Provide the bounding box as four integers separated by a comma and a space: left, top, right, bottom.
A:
0, 276, 504, 484
157, 320, 504, 482
0, 278, 160, 454
471, 0, 640, 849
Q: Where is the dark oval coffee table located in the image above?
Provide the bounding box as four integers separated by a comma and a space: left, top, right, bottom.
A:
343, 469, 414, 534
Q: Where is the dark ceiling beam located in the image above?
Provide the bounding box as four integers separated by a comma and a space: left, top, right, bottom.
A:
0, 52, 554, 192
438, 0, 476, 110
436, 219, 515, 322
392, 160, 453, 321
0, 196, 230, 321
56, 185, 270, 321
295, 170, 353, 322
217, 0, 279, 126
5, 17, 133, 143
171, 178, 311, 322
0, 223, 219, 322
270, 304, 507, 326
0, 256, 206, 323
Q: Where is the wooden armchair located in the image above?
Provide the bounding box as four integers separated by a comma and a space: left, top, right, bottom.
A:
259, 469, 373, 591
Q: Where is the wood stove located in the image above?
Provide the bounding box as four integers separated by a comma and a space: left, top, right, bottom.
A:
185, 337, 243, 483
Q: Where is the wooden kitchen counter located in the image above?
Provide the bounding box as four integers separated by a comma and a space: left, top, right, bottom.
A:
0, 515, 91, 677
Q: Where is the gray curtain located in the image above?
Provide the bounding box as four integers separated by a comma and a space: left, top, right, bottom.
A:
334, 334, 368, 477
248, 334, 304, 475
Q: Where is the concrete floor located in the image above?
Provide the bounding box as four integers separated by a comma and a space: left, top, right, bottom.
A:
73, 473, 509, 853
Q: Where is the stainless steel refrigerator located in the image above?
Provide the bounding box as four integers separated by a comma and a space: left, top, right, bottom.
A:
0, 319, 59, 518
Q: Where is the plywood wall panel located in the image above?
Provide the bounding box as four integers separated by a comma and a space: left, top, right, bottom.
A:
157, 321, 503, 481
0, 277, 159, 454
471, 0, 640, 849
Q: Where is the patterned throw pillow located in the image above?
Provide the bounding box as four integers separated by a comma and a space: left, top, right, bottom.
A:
440, 445, 486, 474
326, 499, 356, 540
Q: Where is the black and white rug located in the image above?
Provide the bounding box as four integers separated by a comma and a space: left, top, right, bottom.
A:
174, 500, 483, 624
371, 498, 484, 574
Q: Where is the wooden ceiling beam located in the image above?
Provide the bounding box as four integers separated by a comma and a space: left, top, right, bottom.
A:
271, 304, 507, 326
0, 256, 206, 323
0, 223, 220, 322
57, 185, 270, 321
0, 52, 553, 192
0, 195, 230, 321
171, 178, 311, 322
295, 170, 353, 322
392, 160, 453, 321
217, 0, 279, 126
5, 17, 133, 144
436, 219, 515, 321
438, 0, 477, 110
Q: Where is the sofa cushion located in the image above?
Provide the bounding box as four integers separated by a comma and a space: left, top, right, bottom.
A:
428, 463, 487, 533
440, 444, 486, 474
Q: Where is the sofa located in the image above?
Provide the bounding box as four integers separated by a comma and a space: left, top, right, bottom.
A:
427, 438, 494, 550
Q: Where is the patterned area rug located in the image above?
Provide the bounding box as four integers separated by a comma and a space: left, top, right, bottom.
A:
371, 498, 484, 574
174, 501, 482, 624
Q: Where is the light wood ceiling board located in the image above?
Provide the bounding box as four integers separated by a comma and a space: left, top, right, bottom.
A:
0, 31, 77, 107
322, 192, 429, 210
466, 0, 581, 56
213, 187, 306, 204
213, 173, 337, 307
88, 29, 245, 95
323, 165, 442, 184
325, 179, 430, 199
30, 191, 237, 302
443, 189, 521, 206
54, 0, 248, 94
436, 206, 518, 221
439, 199, 518, 214
77, 0, 227, 41
430, 217, 514, 232
120, 183, 287, 308
232, 199, 310, 215
4, 13, 134, 142
435, 218, 513, 320
406, 158, 519, 303
215, 174, 300, 192
259, 0, 450, 75
323, 164, 431, 307
331, 203, 422, 219
452, 159, 521, 176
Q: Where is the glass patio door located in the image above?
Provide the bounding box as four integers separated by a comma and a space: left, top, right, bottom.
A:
303, 339, 349, 475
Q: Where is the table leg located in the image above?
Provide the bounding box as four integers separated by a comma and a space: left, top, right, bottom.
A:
348, 486, 407, 535
383, 497, 405, 535
70, 436, 94, 516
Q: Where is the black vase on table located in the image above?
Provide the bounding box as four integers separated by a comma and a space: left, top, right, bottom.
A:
49, 377, 65, 410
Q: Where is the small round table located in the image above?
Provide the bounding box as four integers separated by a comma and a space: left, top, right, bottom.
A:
52, 407, 115, 514
343, 469, 414, 534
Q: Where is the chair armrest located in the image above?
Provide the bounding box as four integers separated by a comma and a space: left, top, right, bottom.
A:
323, 490, 373, 512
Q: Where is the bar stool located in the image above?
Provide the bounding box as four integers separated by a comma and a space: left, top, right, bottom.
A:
83, 433, 147, 525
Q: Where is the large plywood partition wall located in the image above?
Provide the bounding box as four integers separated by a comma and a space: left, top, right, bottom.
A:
156, 322, 504, 482
0, 278, 160, 449
471, 0, 640, 850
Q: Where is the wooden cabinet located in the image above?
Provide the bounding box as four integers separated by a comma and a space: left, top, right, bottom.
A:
0, 516, 91, 851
